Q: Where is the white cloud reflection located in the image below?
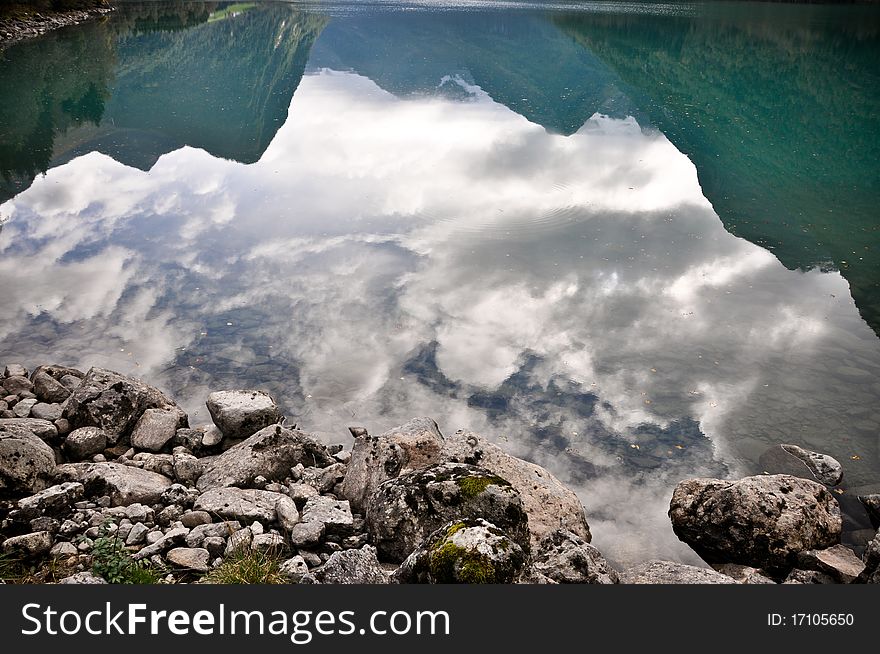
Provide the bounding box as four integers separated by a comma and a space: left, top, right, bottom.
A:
1, 70, 879, 565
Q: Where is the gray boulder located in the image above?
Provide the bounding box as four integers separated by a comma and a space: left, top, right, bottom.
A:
82, 462, 172, 506
290, 521, 325, 548
64, 367, 186, 438
13, 398, 37, 418
15, 482, 84, 519
32, 371, 71, 404
366, 462, 529, 562
530, 529, 619, 584
30, 402, 63, 422
130, 408, 181, 452
0, 418, 58, 440
795, 544, 865, 583
0, 422, 57, 493
342, 420, 590, 550
4, 364, 28, 378
58, 572, 106, 584
166, 547, 210, 572
300, 496, 352, 535
280, 555, 310, 581
442, 430, 591, 548
193, 487, 298, 527
343, 417, 445, 512
2, 375, 33, 395
196, 425, 334, 491
172, 451, 202, 486
252, 533, 286, 554
206, 390, 282, 439
669, 474, 841, 569
621, 560, 738, 584
2, 531, 54, 558
395, 519, 526, 584
64, 426, 108, 461
310, 546, 389, 584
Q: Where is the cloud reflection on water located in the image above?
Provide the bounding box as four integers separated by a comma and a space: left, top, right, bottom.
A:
1, 70, 878, 564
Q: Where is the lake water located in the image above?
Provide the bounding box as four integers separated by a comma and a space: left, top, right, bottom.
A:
1, 0, 878, 565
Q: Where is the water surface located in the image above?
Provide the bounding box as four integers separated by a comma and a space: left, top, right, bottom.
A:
1, 0, 878, 564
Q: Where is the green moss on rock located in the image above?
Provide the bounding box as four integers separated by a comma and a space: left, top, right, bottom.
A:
456, 473, 509, 499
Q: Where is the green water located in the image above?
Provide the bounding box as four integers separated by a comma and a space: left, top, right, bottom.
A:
0, 1, 878, 563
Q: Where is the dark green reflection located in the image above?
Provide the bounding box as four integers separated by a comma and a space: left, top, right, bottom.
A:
0, 19, 114, 200
308, 10, 636, 134
0, 1, 327, 202
553, 3, 880, 332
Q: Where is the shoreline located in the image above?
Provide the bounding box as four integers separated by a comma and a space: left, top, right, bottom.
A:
0, 361, 877, 584
0, 4, 113, 47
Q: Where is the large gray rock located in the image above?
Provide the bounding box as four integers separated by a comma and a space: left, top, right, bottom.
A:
196, 425, 334, 491
289, 521, 325, 548
669, 475, 841, 569
342, 419, 590, 550
2, 531, 54, 558
15, 482, 84, 520
366, 462, 529, 562
32, 371, 71, 404
130, 408, 180, 452
2, 375, 33, 395
172, 451, 202, 486
166, 547, 210, 572
310, 546, 389, 584
442, 430, 591, 548
193, 487, 298, 527
58, 572, 107, 584
795, 545, 865, 583
621, 560, 738, 584
63, 367, 186, 438
280, 555, 310, 582
30, 402, 63, 422
13, 398, 37, 418
206, 390, 283, 439
4, 364, 28, 379
0, 422, 57, 493
395, 519, 526, 584
343, 417, 445, 512
530, 529, 619, 584
64, 426, 107, 461
0, 418, 58, 440
300, 496, 352, 535
82, 462, 173, 506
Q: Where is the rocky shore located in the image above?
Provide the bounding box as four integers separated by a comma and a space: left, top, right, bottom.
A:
0, 3, 113, 47
0, 362, 877, 584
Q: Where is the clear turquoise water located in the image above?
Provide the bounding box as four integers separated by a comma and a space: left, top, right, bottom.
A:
0, 1, 878, 563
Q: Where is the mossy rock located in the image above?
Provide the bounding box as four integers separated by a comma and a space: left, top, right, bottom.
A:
366, 462, 528, 563
395, 518, 526, 584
